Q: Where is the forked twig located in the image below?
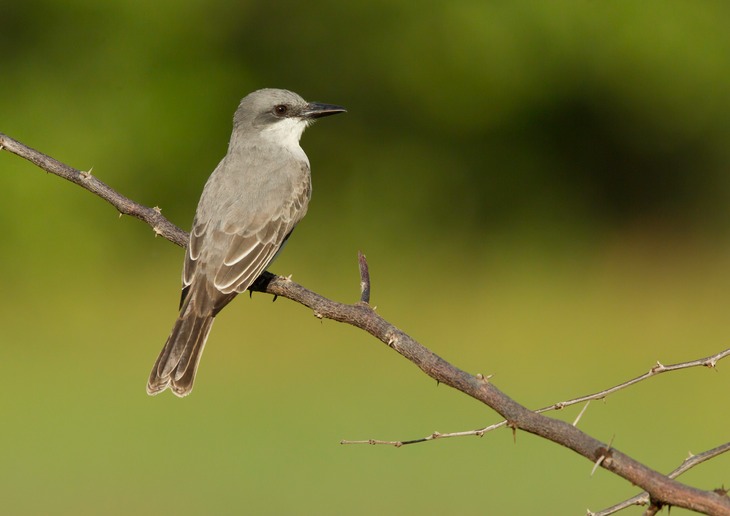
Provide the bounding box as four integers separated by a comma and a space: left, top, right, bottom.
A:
341, 349, 730, 446
590, 442, 730, 516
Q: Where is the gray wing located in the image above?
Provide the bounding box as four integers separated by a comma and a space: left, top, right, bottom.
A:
182, 173, 311, 305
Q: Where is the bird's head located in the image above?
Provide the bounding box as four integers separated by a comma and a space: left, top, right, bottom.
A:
233, 88, 345, 147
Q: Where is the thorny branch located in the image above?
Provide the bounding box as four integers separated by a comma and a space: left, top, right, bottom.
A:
590, 442, 730, 516
341, 348, 730, 446
2, 131, 729, 516
0, 133, 188, 248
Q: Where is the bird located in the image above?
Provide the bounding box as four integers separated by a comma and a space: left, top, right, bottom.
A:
146, 88, 345, 397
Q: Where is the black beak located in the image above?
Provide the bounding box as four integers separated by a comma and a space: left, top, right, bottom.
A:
301, 102, 347, 119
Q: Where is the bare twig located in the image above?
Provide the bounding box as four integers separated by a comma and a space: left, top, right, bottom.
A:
342, 349, 730, 445
3, 131, 729, 515
536, 349, 730, 414
0, 133, 188, 247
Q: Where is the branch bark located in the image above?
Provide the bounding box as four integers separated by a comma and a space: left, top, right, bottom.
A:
591, 442, 730, 515
2, 131, 729, 515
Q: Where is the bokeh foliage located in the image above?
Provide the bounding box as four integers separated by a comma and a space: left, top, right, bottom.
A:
1, 1, 729, 514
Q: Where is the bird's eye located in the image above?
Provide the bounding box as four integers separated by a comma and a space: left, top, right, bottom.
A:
274, 104, 288, 116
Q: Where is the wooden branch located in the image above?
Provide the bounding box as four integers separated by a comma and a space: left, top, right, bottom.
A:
341, 348, 730, 446
0, 133, 188, 247
590, 442, 730, 516
3, 131, 729, 515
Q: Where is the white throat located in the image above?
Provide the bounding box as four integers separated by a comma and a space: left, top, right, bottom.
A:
260, 117, 310, 151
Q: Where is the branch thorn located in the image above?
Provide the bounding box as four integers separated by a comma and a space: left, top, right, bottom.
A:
591, 455, 605, 476
505, 420, 518, 443
572, 401, 591, 427
591, 436, 615, 476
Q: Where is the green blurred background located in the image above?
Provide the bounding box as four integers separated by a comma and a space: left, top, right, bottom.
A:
1, 1, 729, 514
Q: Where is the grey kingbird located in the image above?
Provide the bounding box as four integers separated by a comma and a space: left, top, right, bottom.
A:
147, 88, 345, 397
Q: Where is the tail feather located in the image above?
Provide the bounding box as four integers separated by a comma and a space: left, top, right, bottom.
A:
147, 311, 215, 397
